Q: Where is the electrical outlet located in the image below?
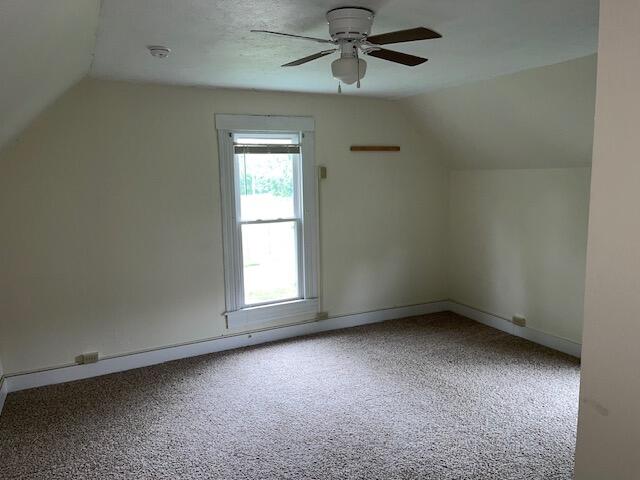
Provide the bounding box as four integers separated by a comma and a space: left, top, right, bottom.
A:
76, 352, 99, 364
318, 166, 327, 179
512, 315, 526, 328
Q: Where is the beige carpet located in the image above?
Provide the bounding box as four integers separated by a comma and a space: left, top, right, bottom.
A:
0, 312, 580, 479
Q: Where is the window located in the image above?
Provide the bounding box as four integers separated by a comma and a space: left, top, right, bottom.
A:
216, 115, 318, 329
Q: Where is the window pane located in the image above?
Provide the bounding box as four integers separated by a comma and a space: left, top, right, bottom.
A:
236, 153, 297, 221
242, 221, 299, 305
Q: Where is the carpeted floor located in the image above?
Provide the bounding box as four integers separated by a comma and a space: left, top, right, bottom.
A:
0, 312, 580, 479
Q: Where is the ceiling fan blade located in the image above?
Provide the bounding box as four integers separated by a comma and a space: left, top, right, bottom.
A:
365, 48, 428, 66
282, 49, 337, 67
251, 30, 334, 44
366, 27, 442, 45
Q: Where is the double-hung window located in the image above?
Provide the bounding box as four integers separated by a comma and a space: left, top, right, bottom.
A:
216, 115, 319, 329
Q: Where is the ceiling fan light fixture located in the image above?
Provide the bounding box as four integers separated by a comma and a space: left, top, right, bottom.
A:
331, 57, 366, 85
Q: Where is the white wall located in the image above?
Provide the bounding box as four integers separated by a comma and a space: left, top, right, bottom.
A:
574, 1, 640, 478
400, 55, 596, 346
402, 55, 597, 169
448, 168, 590, 343
0, 51, 596, 378
0, 79, 448, 375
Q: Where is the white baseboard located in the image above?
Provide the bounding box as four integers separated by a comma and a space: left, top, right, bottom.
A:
3, 301, 449, 395
0, 377, 7, 414
448, 301, 582, 358
0, 299, 581, 414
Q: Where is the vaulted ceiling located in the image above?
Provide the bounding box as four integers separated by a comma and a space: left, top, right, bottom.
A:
1, 0, 598, 152
0, 0, 100, 150
403, 54, 597, 169
92, 0, 598, 96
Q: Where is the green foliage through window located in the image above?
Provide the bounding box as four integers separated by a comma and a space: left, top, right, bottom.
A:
239, 155, 294, 198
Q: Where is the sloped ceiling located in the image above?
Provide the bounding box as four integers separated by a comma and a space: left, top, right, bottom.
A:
402, 54, 597, 169
0, 1, 597, 169
0, 0, 100, 150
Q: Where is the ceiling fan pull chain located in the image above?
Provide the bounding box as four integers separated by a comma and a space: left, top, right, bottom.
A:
356, 47, 361, 88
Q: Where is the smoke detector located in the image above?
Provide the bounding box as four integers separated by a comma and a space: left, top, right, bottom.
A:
148, 46, 171, 59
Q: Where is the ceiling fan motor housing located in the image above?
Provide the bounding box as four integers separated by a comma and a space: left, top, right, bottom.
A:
326, 7, 374, 41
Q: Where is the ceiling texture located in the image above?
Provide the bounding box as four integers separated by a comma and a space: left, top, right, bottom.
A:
1, 0, 598, 151
91, 0, 599, 96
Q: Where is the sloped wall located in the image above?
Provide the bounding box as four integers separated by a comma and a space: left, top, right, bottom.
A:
402, 55, 597, 169
0, 0, 100, 150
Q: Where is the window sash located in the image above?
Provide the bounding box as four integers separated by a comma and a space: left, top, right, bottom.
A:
232, 136, 304, 308
238, 218, 304, 308
233, 150, 302, 223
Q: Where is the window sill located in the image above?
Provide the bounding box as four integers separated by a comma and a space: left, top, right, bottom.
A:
226, 298, 319, 330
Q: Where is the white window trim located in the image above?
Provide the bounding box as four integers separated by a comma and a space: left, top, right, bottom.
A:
216, 114, 319, 329
216, 114, 315, 132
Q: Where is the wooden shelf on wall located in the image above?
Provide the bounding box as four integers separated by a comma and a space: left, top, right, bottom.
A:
350, 146, 400, 152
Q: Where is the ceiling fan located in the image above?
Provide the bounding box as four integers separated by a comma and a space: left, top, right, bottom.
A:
251, 7, 441, 90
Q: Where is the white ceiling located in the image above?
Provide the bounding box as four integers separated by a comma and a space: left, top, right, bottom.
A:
0, 0, 100, 149
0, 0, 599, 153
91, 0, 599, 97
